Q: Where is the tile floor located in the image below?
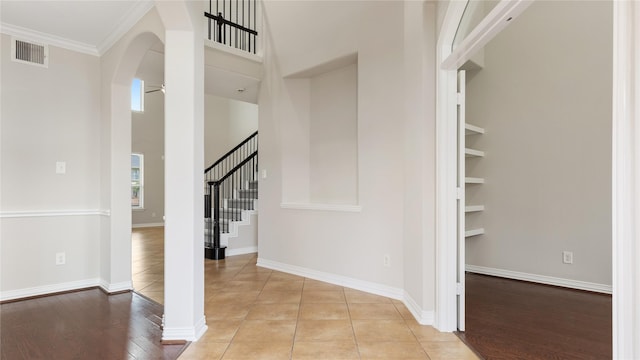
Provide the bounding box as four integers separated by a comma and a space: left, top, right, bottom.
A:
132, 227, 478, 360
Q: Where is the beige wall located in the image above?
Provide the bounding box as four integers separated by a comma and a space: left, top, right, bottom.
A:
465, 1, 612, 285
131, 91, 165, 226
258, 0, 438, 318
131, 90, 258, 226
1, 34, 102, 293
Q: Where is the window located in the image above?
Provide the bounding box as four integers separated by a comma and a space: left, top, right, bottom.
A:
131, 78, 144, 112
131, 153, 144, 209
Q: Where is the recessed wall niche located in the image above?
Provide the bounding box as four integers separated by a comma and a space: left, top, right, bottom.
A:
281, 53, 359, 206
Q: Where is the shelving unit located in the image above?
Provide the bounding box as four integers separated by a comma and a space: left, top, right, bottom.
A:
465, 148, 485, 157
465, 177, 485, 184
464, 122, 485, 239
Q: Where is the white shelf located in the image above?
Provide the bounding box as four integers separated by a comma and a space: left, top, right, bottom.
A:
465, 123, 485, 135
465, 228, 485, 237
465, 205, 485, 213
465, 148, 485, 157
465, 177, 485, 184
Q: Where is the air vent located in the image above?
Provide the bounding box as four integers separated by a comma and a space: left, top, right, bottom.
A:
11, 38, 48, 67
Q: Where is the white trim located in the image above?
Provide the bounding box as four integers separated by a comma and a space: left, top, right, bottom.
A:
96, 1, 155, 55
466, 265, 612, 294
0, 2, 153, 57
162, 316, 208, 342
441, 0, 534, 71
612, 1, 640, 358
435, 0, 467, 333
403, 292, 434, 325
257, 258, 403, 300
0, 209, 110, 218
205, 40, 264, 64
0, 22, 98, 56
132, 222, 165, 228
0, 278, 101, 302
99, 280, 133, 294
280, 203, 362, 212
226, 246, 258, 257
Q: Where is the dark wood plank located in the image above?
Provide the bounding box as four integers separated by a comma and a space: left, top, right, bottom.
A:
458, 273, 612, 360
0, 289, 187, 360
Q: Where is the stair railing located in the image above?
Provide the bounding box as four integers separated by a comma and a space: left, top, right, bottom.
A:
204, 0, 258, 54
205, 131, 258, 183
204, 131, 258, 260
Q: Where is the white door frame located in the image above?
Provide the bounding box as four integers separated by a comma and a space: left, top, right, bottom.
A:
435, 1, 640, 358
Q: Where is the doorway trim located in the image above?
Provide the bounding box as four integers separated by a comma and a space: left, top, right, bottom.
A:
435, 1, 640, 357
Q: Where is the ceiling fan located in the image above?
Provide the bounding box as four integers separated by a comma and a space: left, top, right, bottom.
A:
145, 84, 165, 94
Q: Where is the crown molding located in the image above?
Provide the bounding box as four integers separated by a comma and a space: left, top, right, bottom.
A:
0, 22, 99, 56
96, 0, 155, 55
0, 0, 154, 57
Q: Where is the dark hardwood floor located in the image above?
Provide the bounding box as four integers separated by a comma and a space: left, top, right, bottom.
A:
459, 273, 612, 360
0, 288, 187, 360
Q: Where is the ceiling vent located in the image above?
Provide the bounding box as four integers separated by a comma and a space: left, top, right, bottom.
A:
11, 38, 48, 68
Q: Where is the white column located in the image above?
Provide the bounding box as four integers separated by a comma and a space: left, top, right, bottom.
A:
157, 1, 206, 341
612, 1, 640, 358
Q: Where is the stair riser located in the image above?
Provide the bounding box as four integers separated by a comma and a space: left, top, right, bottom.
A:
227, 199, 255, 210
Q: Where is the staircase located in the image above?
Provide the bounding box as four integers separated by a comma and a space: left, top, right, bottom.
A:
204, 132, 258, 260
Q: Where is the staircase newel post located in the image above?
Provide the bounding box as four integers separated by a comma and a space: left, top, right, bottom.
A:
212, 181, 226, 260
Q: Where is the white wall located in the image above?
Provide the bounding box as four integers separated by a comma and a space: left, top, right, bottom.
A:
258, 0, 438, 320
465, 1, 612, 286
0, 34, 102, 295
204, 94, 258, 167
309, 63, 358, 205
131, 91, 165, 226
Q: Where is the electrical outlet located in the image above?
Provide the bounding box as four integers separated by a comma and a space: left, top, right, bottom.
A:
56, 161, 66, 174
383, 254, 391, 268
562, 251, 573, 264
56, 252, 66, 265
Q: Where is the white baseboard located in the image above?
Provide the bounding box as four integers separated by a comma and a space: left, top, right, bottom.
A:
0, 278, 101, 302
257, 258, 434, 325
466, 264, 612, 294
163, 315, 208, 342
100, 280, 133, 293
226, 246, 258, 257
403, 292, 434, 325
257, 258, 404, 301
132, 222, 164, 228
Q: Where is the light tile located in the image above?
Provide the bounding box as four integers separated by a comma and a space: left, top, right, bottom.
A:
222, 341, 292, 360
199, 320, 242, 342
256, 290, 302, 304
303, 279, 344, 292
344, 289, 392, 304
299, 303, 350, 320
421, 341, 480, 360
409, 324, 460, 342
292, 341, 359, 360
178, 341, 228, 360
263, 280, 304, 292
301, 290, 346, 303
245, 303, 300, 320
358, 341, 429, 359
352, 320, 416, 342
233, 320, 297, 342
348, 303, 402, 320
294, 320, 355, 342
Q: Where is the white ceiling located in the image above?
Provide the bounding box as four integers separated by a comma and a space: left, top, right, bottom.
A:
1, 0, 261, 104
0, 0, 153, 55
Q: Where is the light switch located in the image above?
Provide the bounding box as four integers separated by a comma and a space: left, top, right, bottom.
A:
56, 161, 66, 174
261, 169, 267, 179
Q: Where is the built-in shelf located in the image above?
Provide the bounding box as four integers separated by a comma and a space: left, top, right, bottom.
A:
465, 177, 485, 184
465, 148, 485, 157
465, 123, 485, 135
465, 228, 485, 237
465, 205, 485, 213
